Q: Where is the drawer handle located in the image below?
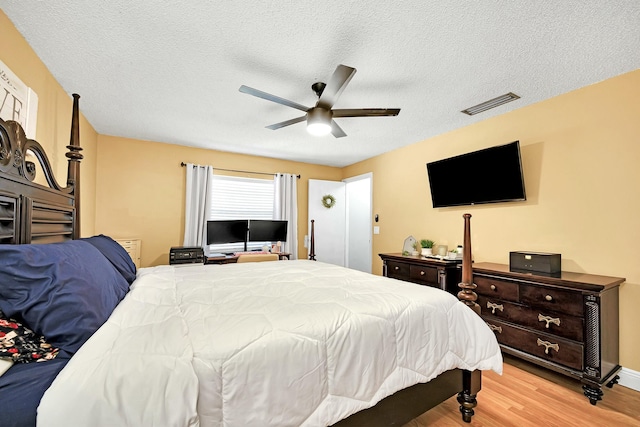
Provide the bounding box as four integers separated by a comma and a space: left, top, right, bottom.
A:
487, 323, 502, 334
545, 295, 553, 302
394, 266, 400, 271
420, 270, 426, 276
538, 314, 561, 328
487, 301, 504, 315
537, 338, 559, 355
490, 284, 497, 291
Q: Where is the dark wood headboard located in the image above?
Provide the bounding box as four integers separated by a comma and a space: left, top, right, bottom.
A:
0, 94, 82, 244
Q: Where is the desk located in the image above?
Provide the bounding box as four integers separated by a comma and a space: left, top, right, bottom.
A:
207, 252, 291, 264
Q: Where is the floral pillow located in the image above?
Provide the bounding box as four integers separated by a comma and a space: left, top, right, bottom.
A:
0, 310, 59, 363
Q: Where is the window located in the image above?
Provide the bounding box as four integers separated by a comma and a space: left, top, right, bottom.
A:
208, 175, 274, 253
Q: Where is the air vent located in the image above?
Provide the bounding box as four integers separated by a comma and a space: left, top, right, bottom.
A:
461, 92, 520, 116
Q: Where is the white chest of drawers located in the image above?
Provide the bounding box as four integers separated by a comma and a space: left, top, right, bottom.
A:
115, 238, 141, 268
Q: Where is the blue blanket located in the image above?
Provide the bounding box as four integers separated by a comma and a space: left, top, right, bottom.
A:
0, 358, 70, 427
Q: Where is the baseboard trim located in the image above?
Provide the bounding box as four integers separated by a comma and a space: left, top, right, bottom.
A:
618, 367, 640, 392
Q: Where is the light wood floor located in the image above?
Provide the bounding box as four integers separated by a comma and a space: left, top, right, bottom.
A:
404, 355, 640, 427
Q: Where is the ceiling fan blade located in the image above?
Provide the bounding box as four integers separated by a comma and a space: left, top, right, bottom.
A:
332, 108, 401, 118
239, 85, 309, 112
330, 120, 347, 138
317, 65, 357, 110
266, 115, 307, 130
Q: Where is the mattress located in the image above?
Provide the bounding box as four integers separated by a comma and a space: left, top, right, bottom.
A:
38, 260, 502, 426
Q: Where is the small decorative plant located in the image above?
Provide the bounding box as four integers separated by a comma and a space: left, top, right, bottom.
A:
420, 239, 435, 249
419, 239, 435, 256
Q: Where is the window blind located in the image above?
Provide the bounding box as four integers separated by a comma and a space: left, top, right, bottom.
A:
208, 175, 275, 253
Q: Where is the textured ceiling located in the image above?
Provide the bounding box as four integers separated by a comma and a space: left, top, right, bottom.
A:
3, 1, 640, 167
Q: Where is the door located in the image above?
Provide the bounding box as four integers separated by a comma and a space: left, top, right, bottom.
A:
308, 179, 346, 266
344, 173, 372, 273
308, 175, 372, 272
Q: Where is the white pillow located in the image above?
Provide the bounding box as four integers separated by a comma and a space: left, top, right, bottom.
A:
0, 359, 13, 377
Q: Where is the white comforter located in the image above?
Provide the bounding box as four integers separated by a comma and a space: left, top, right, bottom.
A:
39, 260, 502, 427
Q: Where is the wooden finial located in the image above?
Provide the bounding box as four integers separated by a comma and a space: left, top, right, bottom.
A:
66, 94, 83, 239
457, 213, 480, 314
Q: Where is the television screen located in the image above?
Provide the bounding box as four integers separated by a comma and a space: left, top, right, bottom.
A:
206, 220, 249, 245
248, 220, 288, 242
426, 141, 526, 208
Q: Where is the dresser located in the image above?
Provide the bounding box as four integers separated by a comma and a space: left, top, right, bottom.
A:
472, 262, 624, 405
379, 253, 462, 295
115, 238, 141, 268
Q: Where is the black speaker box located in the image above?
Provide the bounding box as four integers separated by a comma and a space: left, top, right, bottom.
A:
509, 251, 561, 275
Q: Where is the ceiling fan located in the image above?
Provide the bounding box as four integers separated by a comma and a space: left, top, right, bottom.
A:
239, 64, 400, 138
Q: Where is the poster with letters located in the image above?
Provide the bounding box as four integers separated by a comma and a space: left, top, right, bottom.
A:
0, 59, 38, 139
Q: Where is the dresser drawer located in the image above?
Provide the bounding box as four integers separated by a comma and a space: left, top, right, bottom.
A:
474, 275, 519, 302
409, 265, 439, 287
118, 241, 136, 250
386, 260, 410, 281
115, 238, 141, 268
478, 295, 583, 342
484, 318, 583, 371
520, 285, 583, 317
380, 254, 462, 296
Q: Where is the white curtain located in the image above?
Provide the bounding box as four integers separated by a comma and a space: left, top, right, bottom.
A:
274, 173, 298, 259
183, 163, 213, 251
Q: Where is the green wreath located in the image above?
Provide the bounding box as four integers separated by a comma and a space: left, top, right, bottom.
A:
321, 194, 336, 209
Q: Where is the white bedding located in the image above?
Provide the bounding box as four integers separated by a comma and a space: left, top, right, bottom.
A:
38, 260, 502, 427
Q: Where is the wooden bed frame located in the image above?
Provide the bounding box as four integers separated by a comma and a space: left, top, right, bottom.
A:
1, 97, 483, 426
0, 94, 82, 245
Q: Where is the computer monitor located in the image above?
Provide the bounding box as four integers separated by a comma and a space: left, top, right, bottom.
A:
248, 220, 288, 242
206, 220, 249, 249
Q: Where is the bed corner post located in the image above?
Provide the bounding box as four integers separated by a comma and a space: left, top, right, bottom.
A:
457, 369, 481, 422
308, 219, 316, 260
66, 93, 83, 239
457, 213, 480, 315
455, 215, 483, 423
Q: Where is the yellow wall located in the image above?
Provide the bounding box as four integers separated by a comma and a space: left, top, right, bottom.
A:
0, 10, 98, 236
344, 69, 640, 372
94, 135, 341, 266
4, 8, 640, 372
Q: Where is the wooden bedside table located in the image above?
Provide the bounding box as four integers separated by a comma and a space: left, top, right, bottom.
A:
379, 253, 462, 295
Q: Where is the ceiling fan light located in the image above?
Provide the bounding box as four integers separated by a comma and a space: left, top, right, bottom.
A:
307, 122, 332, 136
307, 107, 333, 136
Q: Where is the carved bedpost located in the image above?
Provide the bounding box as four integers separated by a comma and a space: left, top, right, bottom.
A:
457, 369, 481, 422
66, 94, 83, 239
308, 219, 316, 260
457, 213, 480, 314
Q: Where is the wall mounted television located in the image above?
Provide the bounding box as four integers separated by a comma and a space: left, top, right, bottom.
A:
426, 141, 526, 208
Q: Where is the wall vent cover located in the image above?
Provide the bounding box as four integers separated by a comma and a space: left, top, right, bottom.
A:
461, 92, 520, 116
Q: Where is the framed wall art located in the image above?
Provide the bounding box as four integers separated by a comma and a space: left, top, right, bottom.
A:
0, 59, 38, 139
